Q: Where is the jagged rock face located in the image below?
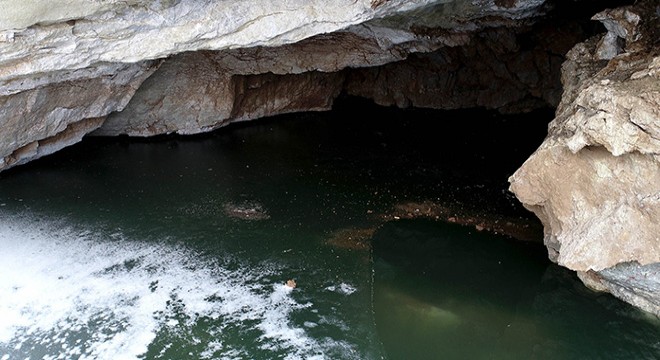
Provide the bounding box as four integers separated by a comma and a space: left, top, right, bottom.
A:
96, 51, 346, 136
94, 1, 558, 137
509, 0, 660, 315
0, 61, 158, 169
98, 15, 570, 138
95, 28, 453, 136
0, 0, 550, 170
344, 24, 575, 112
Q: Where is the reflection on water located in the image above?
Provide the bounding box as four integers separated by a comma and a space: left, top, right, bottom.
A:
0, 98, 658, 359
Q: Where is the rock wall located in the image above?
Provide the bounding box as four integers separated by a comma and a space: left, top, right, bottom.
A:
95, 1, 559, 138
96, 51, 347, 136
344, 25, 568, 113
0, 61, 158, 169
97, 21, 569, 137
94, 27, 455, 136
509, 0, 660, 315
0, 0, 550, 170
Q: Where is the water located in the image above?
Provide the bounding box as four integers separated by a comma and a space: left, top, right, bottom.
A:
0, 98, 658, 359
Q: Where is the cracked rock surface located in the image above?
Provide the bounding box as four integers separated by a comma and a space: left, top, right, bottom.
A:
509, 0, 660, 316
0, 0, 549, 170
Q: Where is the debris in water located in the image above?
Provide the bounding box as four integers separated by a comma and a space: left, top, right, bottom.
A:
222, 201, 270, 220
286, 279, 297, 288
325, 227, 376, 251
374, 200, 543, 242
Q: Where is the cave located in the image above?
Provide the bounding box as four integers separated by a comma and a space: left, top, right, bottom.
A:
0, 0, 658, 359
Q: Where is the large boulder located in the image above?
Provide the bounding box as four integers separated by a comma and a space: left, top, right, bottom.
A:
509, 0, 660, 315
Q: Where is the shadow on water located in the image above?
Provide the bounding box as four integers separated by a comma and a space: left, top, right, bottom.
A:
372, 219, 660, 360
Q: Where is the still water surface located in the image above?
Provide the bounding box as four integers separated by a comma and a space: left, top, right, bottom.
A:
0, 101, 658, 359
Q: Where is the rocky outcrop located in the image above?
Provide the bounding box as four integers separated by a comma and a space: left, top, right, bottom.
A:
95, 2, 556, 137
0, 61, 159, 169
509, 0, 660, 315
0, 0, 551, 171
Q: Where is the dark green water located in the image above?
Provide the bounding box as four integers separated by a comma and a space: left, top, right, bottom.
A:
0, 99, 658, 359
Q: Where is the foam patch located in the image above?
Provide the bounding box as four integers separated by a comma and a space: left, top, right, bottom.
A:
324, 283, 357, 295
0, 214, 357, 359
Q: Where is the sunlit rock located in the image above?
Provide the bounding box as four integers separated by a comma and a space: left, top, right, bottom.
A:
0, 61, 158, 169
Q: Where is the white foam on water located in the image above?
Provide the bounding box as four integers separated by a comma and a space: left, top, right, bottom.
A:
0, 214, 356, 359
324, 283, 357, 296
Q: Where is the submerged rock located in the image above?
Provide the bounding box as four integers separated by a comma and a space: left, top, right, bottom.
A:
380, 200, 543, 242
326, 227, 376, 251
324, 198, 543, 260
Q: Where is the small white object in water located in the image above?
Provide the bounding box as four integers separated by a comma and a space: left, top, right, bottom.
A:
324, 283, 356, 295
286, 279, 297, 289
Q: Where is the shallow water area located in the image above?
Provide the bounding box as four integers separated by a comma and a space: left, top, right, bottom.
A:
0, 99, 658, 359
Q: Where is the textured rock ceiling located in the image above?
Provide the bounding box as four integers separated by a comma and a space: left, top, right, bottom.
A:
0, 0, 555, 170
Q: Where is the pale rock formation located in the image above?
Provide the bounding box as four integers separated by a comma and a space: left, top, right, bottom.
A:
509, 0, 660, 315
0, 0, 549, 170
96, 27, 457, 136
96, 51, 347, 136
0, 61, 158, 169
96, 0, 550, 137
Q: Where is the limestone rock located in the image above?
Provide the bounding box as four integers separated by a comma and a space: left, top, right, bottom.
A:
0, 0, 433, 170
509, 0, 660, 313
97, 51, 346, 136
1, 0, 517, 95
0, 0, 550, 170
0, 61, 159, 170
510, 146, 660, 272
0, 0, 376, 90
96, 26, 450, 136
345, 23, 575, 112
95, 0, 554, 137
